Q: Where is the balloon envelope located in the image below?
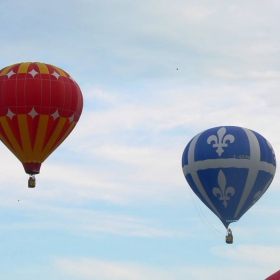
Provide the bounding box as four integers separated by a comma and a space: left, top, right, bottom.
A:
0, 62, 83, 174
182, 126, 276, 228
265, 270, 280, 280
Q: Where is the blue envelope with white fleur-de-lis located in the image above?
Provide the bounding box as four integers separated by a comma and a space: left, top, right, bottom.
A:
182, 126, 276, 228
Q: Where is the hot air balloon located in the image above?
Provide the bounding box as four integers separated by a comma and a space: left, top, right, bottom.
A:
0, 62, 83, 187
265, 270, 280, 280
182, 126, 276, 243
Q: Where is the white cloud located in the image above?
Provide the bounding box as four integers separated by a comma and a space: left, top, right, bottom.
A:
83, 86, 117, 104
75, 82, 280, 141
55, 258, 173, 280
53, 257, 269, 280
0, 199, 183, 238
211, 245, 280, 266
60, 80, 280, 208
212, 69, 280, 80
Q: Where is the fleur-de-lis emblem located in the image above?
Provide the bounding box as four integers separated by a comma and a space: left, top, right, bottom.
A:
266, 140, 276, 162
252, 178, 273, 205
207, 127, 235, 156
212, 170, 235, 208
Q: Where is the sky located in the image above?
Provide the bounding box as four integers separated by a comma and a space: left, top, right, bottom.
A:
0, 0, 280, 279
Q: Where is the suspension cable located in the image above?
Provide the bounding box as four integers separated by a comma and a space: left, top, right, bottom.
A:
188, 187, 224, 235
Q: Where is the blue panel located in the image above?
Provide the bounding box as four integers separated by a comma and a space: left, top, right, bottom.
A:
237, 171, 274, 219
197, 168, 248, 224
194, 126, 250, 161
182, 139, 193, 166
253, 131, 276, 165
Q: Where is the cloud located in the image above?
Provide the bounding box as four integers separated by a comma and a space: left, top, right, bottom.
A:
211, 245, 280, 266
89, 144, 183, 182
212, 69, 280, 80
2, 0, 280, 90
75, 81, 280, 141
0, 199, 183, 238
53, 257, 268, 280
60, 80, 280, 208
54, 258, 172, 280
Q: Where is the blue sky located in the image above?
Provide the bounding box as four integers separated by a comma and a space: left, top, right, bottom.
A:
0, 0, 280, 279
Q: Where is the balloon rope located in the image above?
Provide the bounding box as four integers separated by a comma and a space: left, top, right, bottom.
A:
188, 187, 224, 235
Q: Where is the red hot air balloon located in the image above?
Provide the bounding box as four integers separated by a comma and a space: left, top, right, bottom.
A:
265, 270, 280, 280
0, 62, 83, 187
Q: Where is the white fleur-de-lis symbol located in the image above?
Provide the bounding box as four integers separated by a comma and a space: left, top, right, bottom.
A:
212, 170, 235, 208
252, 178, 273, 205
207, 127, 235, 156
266, 140, 276, 162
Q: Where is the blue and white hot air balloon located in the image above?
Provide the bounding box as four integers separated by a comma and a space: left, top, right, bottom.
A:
182, 126, 276, 242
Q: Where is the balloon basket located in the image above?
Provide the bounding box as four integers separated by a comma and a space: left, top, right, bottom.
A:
225, 235, 233, 244
28, 175, 36, 188
225, 228, 233, 244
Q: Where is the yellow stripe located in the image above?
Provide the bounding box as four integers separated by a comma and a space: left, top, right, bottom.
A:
48, 122, 76, 157
18, 62, 31, 73
0, 64, 17, 76
32, 115, 49, 159
18, 115, 32, 161
36, 62, 49, 74
52, 65, 67, 77
0, 117, 25, 161
39, 118, 67, 161
0, 132, 16, 156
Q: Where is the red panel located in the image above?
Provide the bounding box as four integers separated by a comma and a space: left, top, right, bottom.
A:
1, 79, 16, 116
15, 79, 26, 114
265, 270, 280, 280
16, 72, 26, 80
30, 63, 40, 73
50, 79, 65, 114
11, 64, 20, 74
50, 120, 71, 150
47, 65, 56, 75
42, 117, 58, 149
25, 76, 42, 108
27, 114, 40, 148
0, 77, 4, 116
62, 80, 71, 112
69, 84, 78, 112
40, 78, 51, 114
8, 65, 19, 81
49, 69, 60, 81
0, 122, 13, 149
60, 109, 71, 119
77, 88, 83, 117
9, 116, 23, 149
23, 162, 41, 174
